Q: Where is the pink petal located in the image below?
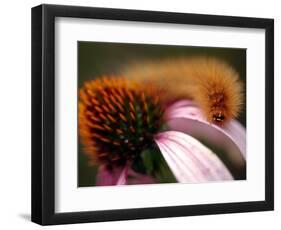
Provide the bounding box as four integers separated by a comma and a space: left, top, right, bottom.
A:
127, 169, 156, 184
165, 100, 246, 167
155, 131, 233, 183
116, 165, 128, 185
96, 164, 128, 186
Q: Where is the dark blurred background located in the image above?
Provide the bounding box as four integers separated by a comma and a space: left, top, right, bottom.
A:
78, 41, 246, 187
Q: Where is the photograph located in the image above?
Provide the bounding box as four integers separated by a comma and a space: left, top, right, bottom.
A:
78, 42, 247, 187
31, 4, 274, 225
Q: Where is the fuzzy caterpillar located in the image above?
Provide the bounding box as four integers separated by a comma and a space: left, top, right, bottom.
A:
121, 56, 244, 125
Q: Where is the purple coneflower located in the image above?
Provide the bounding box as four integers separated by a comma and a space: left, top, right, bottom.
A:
79, 77, 246, 186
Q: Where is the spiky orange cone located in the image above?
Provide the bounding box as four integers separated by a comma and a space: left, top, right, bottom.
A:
79, 77, 164, 169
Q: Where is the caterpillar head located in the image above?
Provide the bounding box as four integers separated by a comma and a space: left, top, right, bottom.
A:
209, 92, 227, 125
211, 109, 226, 125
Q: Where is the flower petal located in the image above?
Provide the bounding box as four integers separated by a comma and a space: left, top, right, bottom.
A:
116, 165, 128, 185
127, 169, 156, 184
155, 131, 233, 183
165, 100, 246, 167
96, 164, 128, 186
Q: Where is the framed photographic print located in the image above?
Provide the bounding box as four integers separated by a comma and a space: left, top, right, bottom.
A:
31, 4, 274, 225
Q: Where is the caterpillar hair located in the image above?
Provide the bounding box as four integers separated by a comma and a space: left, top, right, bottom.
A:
121, 56, 244, 125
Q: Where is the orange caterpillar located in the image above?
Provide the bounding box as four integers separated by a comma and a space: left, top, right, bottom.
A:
121, 57, 244, 125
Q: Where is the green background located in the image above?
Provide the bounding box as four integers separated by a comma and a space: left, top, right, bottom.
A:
78, 41, 246, 187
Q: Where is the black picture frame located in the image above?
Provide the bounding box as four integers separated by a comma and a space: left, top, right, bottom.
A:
31, 4, 274, 225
